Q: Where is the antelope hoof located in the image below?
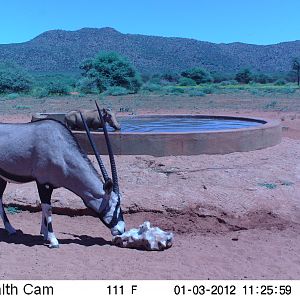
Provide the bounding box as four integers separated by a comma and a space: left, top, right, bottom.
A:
49, 243, 60, 249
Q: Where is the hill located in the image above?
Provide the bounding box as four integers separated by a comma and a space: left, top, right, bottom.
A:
0, 27, 299, 74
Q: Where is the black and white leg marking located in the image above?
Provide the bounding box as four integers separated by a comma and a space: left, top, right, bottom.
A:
0, 178, 16, 235
37, 183, 59, 248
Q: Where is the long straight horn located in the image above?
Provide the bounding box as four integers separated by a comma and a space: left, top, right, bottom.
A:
79, 112, 110, 183
95, 101, 119, 195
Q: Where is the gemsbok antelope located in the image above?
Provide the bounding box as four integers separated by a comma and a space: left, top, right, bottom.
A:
65, 108, 121, 131
0, 102, 125, 248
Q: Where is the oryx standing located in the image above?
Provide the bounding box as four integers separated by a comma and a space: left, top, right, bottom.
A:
0, 102, 125, 248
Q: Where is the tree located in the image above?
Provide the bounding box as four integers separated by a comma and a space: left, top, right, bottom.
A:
253, 73, 271, 84
79, 52, 142, 93
235, 69, 252, 84
0, 63, 33, 93
181, 67, 213, 84
178, 77, 197, 86
160, 72, 180, 83
292, 58, 300, 86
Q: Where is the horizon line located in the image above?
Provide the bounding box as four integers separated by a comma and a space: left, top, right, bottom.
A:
1, 26, 299, 47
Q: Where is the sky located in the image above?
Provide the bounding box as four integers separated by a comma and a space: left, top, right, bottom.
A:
1, 0, 300, 45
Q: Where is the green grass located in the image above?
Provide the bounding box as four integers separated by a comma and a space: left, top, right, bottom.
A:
6, 206, 22, 214
258, 183, 277, 189
14, 105, 31, 110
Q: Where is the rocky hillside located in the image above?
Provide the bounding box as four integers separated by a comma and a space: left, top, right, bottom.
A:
0, 27, 299, 74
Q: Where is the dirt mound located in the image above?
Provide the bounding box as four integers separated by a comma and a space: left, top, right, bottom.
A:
124, 206, 298, 236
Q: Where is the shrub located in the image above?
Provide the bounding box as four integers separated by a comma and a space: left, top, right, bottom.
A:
45, 80, 70, 95
186, 88, 206, 97
162, 86, 185, 95
253, 73, 272, 84
76, 77, 96, 94
31, 87, 49, 98
5, 93, 19, 100
103, 86, 130, 96
181, 67, 213, 84
148, 74, 161, 84
178, 77, 197, 86
211, 72, 234, 83
201, 86, 215, 94
235, 69, 252, 84
0, 64, 33, 93
278, 87, 297, 94
141, 83, 162, 92
264, 101, 277, 109
274, 79, 287, 86
219, 80, 239, 85
160, 72, 180, 83
80, 51, 142, 93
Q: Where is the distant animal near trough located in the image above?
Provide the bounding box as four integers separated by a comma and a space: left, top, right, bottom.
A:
65, 108, 121, 131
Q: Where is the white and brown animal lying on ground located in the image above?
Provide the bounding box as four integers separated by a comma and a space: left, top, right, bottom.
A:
65, 108, 121, 131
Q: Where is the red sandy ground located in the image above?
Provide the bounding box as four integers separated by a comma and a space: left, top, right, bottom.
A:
0, 109, 300, 279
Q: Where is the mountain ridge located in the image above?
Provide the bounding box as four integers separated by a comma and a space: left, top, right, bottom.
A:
0, 27, 299, 74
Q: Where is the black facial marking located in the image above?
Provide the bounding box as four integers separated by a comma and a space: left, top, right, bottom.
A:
108, 199, 121, 228
47, 222, 53, 233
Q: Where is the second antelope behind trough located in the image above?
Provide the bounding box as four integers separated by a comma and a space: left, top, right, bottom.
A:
0, 102, 125, 248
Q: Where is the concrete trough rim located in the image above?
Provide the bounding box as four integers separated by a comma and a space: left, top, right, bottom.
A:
31, 112, 282, 156
79, 114, 279, 135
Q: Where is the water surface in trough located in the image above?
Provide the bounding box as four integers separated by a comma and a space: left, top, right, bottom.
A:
112, 116, 265, 133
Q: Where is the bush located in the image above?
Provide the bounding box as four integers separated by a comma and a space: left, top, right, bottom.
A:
80, 51, 142, 93
201, 86, 216, 94
219, 80, 239, 85
148, 74, 161, 84
0, 64, 33, 93
45, 81, 70, 95
178, 77, 197, 86
162, 86, 185, 95
103, 86, 130, 96
235, 69, 252, 84
181, 67, 213, 84
211, 72, 234, 83
76, 77, 96, 94
186, 88, 206, 97
160, 72, 180, 83
141, 83, 162, 92
274, 79, 287, 86
4, 93, 19, 100
31, 87, 49, 98
253, 73, 272, 84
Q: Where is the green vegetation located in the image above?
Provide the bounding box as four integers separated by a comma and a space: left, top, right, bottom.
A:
0, 52, 299, 103
181, 67, 213, 84
235, 68, 252, 84
0, 63, 33, 93
258, 183, 277, 189
103, 86, 130, 96
79, 51, 142, 93
6, 206, 22, 214
292, 58, 300, 86
178, 77, 197, 86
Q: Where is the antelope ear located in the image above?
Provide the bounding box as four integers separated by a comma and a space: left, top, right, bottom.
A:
103, 178, 113, 194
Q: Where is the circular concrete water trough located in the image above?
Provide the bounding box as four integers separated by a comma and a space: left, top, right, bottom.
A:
31, 113, 282, 156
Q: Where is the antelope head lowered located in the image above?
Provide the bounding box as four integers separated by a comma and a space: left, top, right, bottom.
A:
0, 102, 125, 248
